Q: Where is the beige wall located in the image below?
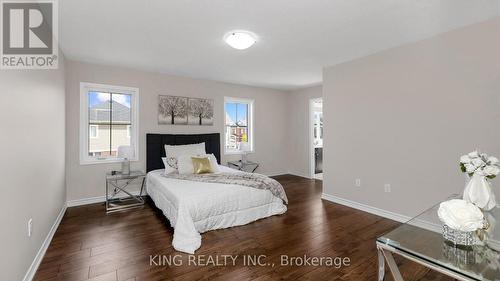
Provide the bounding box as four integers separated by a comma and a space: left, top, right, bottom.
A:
287, 86, 322, 178
66, 60, 290, 201
322, 18, 500, 217
0, 58, 66, 280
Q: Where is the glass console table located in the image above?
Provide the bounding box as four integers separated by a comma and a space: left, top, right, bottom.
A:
377, 195, 500, 281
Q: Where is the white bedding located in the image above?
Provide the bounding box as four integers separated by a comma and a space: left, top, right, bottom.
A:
146, 166, 287, 254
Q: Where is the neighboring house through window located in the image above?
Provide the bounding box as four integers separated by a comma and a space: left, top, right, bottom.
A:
80, 82, 139, 164
224, 97, 254, 154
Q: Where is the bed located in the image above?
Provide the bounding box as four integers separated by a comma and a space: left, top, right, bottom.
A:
145, 133, 287, 254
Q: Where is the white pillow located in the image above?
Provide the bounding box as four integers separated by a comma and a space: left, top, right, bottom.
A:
177, 155, 195, 175
165, 143, 206, 158
163, 143, 206, 173
206, 154, 220, 173
162, 157, 178, 175
177, 153, 219, 175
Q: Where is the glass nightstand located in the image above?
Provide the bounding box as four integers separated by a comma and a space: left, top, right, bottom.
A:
105, 170, 146, 213
227, 160, 259, 173
377, 194, 500, 281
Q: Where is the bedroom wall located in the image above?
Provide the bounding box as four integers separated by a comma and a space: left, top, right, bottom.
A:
287, 85, 322, 178
65, 60, 290, 201
0, 58, 66, 280
322, 18, 500, 217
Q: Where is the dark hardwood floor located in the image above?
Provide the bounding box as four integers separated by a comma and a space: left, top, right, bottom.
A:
34, 175, 451, 281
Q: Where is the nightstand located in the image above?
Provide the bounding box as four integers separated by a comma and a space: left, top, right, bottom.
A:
105, 170, 146, 213
227, 160, 259, 173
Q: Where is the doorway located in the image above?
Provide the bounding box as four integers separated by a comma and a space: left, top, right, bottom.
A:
309, 98, 323, 180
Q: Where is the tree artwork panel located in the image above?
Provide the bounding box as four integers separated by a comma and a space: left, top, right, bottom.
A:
158, 95, 188, 125
158, 95, 214, 126
188, 98, 214, 125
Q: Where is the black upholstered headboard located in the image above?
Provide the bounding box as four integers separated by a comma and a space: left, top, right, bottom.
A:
146, 133, 221, 172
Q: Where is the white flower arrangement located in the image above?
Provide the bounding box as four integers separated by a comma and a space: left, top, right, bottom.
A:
460, 150, 500, 179
438, 199, 484, 232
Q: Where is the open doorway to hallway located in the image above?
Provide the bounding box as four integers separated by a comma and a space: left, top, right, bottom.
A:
310, 98, 323, 180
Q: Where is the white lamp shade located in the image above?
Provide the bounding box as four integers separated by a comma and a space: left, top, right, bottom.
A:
239, 142, 251, 152
117, 145, 134, 159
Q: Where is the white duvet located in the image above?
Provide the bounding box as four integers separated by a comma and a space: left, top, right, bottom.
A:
146, 166, 287, 254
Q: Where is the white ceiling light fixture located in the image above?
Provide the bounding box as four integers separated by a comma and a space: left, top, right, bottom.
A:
224, 30, 257, 50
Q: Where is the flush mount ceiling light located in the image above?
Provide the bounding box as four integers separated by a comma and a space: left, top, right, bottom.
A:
224, 31, 257, 50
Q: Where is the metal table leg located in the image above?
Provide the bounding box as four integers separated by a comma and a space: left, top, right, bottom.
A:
378, 247, 385, 281
377, 244, 404, 281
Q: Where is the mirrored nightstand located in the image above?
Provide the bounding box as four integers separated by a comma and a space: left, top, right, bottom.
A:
227, 160, 259, 173
105, 170, 146, 213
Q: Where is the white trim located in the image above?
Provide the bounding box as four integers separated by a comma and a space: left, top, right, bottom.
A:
264, 171, 289, 177
287, 171, 312, 179
66, 190, 144, 207
321, 193, 442, 233
224, 97, 255, 155
66, 196, 106, 207
321, 193, 411, 223
23, 204, 67, 281
79, 82, 140, 165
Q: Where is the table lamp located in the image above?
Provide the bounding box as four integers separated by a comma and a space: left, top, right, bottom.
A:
117, 145, 134, 175
239, 142, 251, 164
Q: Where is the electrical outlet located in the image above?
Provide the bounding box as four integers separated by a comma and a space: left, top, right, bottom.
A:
28, 218, 33, 237
384, 184, 391, 193
355, 179, 361, 187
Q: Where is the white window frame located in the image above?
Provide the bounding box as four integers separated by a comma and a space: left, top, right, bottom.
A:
80, 82, 139, 165
126, 125, 131, 138
89, 125, 99, 139
224, 97, 254, 155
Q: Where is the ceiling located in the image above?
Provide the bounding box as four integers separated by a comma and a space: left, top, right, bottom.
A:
60, 0, 500, 90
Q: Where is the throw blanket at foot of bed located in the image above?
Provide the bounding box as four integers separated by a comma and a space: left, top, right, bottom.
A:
164, 172, 289, 204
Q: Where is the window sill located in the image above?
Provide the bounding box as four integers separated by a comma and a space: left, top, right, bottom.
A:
80, 157, 139, 166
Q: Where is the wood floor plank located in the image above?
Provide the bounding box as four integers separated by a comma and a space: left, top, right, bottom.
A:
34, 175, 450, 281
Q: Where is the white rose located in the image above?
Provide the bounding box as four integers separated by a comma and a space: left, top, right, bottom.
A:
472, 158, 485, 169
483, 165, 500, 177
488, 156, 499, 165
438, 199, 484, 232
460, 155, 471, 164
465, 163, 476, 173
468, 151, 479, 158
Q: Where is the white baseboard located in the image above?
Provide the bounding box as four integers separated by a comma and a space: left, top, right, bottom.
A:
23, 204, 67, 281
321, 193, 442, 233
287, 171, 312, 179
321, 193, 411, 223
66, 195, 106, 207
265, 171, 289, 177
66, 190, 144, 207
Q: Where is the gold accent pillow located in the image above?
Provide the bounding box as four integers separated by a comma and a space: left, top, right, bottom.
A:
191, 157, 214, 174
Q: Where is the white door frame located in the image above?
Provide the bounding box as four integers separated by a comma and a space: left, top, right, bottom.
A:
309, 97, 322, 179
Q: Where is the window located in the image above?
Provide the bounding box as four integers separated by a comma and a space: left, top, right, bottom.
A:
224, 97, 254, 154
80, 83, 139, 164
89, 125, 99, 139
